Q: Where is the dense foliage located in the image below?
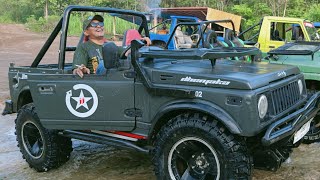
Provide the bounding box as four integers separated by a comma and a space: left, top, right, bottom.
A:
0, 0, 319, 33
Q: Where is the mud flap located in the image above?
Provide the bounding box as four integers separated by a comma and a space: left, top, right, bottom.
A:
253, 148, 292, 171
2, 100, 13, 115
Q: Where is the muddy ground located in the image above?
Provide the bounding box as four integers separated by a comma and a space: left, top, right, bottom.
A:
0, 24, 320, 180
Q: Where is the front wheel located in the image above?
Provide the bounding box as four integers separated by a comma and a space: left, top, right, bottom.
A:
303, 89, 320, 144
15, 103, 72, 172
303, 115, 320, 144
153, 113, 252, 180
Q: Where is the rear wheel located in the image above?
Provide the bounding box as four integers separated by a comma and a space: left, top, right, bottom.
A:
15, 103, 72, 172
153, 113, 252, 180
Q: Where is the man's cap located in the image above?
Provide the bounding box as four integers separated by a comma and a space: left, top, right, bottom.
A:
83, 15, 104, 30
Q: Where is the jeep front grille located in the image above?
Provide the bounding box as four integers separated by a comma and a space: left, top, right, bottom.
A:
271, 81, 300, 115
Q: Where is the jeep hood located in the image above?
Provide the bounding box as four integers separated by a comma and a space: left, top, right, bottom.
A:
268, 42, 320, 74
269, 54, 320, 74
141, 59, 300, 90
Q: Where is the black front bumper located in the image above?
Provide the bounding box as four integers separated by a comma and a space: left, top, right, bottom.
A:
2, 100, 13, 115
262, 92, 320, 146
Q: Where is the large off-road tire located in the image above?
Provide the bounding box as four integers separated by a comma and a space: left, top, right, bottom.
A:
303, 115, 320, 144
15, 103, 73, 172
153, 113, 252, 180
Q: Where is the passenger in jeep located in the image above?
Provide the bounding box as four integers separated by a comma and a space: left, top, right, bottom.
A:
72, 14, 106, 78
73, 15, 151, 78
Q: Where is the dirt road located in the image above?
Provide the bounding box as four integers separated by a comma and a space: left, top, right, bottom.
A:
0, 24, 320, 180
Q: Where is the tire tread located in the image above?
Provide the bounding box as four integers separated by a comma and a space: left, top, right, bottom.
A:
152, 113, 252, 180
15, 103, 72, 172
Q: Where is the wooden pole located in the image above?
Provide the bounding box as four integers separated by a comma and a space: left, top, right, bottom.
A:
113, 16, 116, 40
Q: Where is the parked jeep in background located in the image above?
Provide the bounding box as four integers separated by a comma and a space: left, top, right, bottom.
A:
267, 41, 320, 143
3, 5, 320, 179
314, 22, 320, 32
148, 15, 201, 49
239, 16, 320, 54
147, 7, 242, 49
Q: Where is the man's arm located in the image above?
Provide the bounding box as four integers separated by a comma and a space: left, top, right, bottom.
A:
142, 37, 152, 46
72, 44, 90, 78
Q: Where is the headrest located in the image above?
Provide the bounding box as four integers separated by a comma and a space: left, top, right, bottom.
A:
210, 30, 218, 42
123, 29, 142, 46
224, 29, 244, 47
204, 30, 219, 48
225, 29, 235, 40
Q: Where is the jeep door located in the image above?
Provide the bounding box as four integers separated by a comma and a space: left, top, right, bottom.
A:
260, 18, 308, 53
260, 21, 286, 52
28, 71, 135, 131
25, 7, 150, 131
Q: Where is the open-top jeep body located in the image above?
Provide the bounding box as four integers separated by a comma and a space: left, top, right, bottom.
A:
3, 6, 320, 179
148, 15, 201, 49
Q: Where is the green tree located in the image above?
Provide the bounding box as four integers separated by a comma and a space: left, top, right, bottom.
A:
305, 4, 320, 22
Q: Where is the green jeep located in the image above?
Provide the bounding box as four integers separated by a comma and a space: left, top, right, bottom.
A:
267, 41, 320, 143
3, 6, 320, 179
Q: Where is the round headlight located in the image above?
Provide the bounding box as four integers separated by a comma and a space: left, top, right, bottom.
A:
258, 94, 268, 119
298, 79, 303, 95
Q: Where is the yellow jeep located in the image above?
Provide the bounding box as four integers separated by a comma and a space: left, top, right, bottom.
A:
239, 16, 319, 54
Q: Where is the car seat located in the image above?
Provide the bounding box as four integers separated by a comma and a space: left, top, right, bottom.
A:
204, 30, 228, 48
175, 26, 194, 49
224, 29, 245, 47
272, 30, 283, 41
122, 29, 142, 46
292, 26, 304, 41
224, 29, 249, 61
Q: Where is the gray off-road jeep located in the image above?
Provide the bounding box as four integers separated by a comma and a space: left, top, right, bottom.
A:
3, 6, 320, 179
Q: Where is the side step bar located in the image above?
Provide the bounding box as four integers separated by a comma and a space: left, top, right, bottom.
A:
59, 130, 150, 154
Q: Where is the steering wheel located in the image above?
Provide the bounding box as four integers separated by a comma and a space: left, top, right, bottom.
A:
120, 45, 131, 59
119, 39, 148, 59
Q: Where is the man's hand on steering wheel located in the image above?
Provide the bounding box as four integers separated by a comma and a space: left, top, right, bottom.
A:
120, 37, 152, 59
142, 37, 152, 46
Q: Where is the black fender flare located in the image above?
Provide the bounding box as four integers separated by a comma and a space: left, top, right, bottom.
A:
17, 85, 32, 110
149, 99, 242, 137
